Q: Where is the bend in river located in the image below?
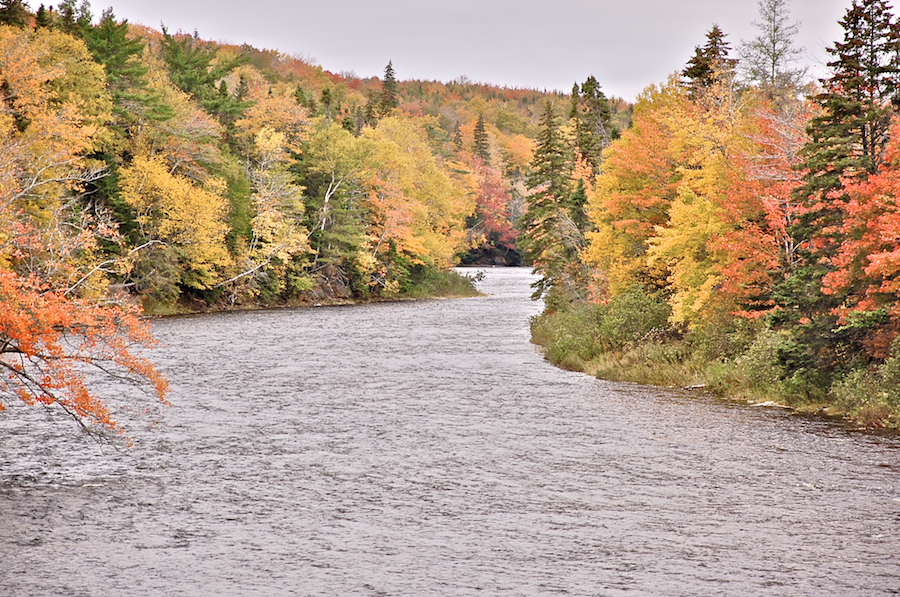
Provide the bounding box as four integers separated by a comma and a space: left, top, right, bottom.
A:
2, 268, 899, 596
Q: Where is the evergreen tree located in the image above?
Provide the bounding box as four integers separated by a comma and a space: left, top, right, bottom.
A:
379, 60, 398, 117
739, 0, 807, 99
519, 101, 578, 302
159, 26, 252, 128
34, 3, 52, 29
452, 121, 463, 151
0, 0, 30, 27
83, 9, 167, 124
803, 0, 900, 196
473, 113, 490, 161
56, 0, 92, 36
570, 75, 614, 175
683, 25, 737, 94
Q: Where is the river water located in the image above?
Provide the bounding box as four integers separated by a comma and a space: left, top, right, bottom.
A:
1, 267, 899, 596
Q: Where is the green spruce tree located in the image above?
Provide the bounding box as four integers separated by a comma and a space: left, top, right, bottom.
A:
570, 75, 615, 175
682, 25, 737, 95
34, 4, 52, 29
473, 113, 490, 161
0, 0, 31, 27
379, 60, 398, 117
519, 100, 578, 303
159, 26, 252, 129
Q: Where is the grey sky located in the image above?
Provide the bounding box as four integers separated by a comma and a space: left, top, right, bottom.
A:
103, 0, 853, 101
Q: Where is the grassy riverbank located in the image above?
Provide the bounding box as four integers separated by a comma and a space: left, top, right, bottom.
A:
530, 293, 900, 429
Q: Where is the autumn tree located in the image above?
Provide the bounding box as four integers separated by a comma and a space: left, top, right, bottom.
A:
774, 0, 900, 390
118, 154, 231, 302
0, 24, 168, 434
300, 120, 370, 294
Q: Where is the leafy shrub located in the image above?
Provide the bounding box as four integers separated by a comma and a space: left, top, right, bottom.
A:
597, 287, 671, 350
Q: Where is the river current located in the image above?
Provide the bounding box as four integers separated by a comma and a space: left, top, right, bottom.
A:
1, 267, 899, 596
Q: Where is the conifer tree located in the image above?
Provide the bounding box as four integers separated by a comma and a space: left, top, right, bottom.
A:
159, 26, 251, 127
83, 9, 161, 123
683, 25, 737, 94
570, 75, 614, 175
56, 0, 92, 36
0, 0, 30, 27
379, 60, 398, 117
452, 122, 463, 151
520, 101, 578, 302
473, 113, 490, 161
34, 4, 52, 29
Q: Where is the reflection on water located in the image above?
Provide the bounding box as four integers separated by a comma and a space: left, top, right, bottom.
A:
2, 268, 899, 596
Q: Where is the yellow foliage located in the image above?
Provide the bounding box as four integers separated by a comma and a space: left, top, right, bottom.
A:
648, 186, 730, 324
119, 154, 230, 287
233, 68, 309, 155
361, 116, 473, 268
584, 74, 754, 326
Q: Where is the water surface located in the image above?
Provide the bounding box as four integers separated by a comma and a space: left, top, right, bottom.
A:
2, 268, 898, 595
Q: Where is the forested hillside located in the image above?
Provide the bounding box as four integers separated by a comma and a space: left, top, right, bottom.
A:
8, 0, 900, 432
0, 0, 637, 430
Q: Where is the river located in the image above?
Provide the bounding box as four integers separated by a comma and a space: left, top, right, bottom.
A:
1, 267, 899, 596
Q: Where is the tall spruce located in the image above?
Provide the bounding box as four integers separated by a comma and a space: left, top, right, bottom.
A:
683, 25, 737, 95
379, 60, 398, 117
159, 27, 251, 128
570, 75, 615, 175
34, 4, 52, 29
473, 114, 490, 161
520, 101, 578, 303
0, 0, 30, 27
802, 0, 900, 197
83, 9, 169, 125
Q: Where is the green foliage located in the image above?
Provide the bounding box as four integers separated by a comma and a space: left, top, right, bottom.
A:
570, 75, 615, 174
682, 25, 737, 93
379, 60, 398, 117
473, 113, 490, 161
0, 0, 30, 27
400, 266, 480, 299
159, 27, 252, 126
531, 287, 671, 370
830, 339, 900, 426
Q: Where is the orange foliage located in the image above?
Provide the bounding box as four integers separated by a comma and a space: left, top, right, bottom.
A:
0, 272, 168, 434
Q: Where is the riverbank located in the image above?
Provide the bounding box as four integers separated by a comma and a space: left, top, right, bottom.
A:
142, 268, 482, 317
530, 300, 900, 430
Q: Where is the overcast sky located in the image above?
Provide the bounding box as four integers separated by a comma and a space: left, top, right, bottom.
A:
101, 0, 855, 101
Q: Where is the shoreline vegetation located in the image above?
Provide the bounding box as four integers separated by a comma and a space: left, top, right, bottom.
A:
530, 296, 900, 430
145, 268, 483, 316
